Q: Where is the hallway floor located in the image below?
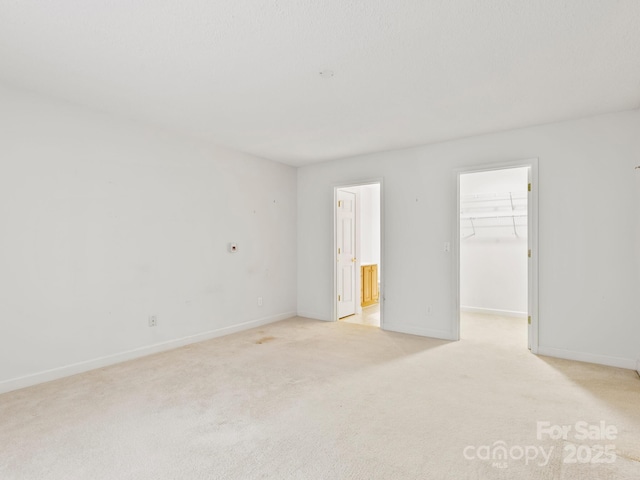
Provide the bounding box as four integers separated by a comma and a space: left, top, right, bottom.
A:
340, 303, 380, 327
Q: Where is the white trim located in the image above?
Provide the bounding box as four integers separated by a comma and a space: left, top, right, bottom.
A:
0, 311, 295, 395
297, 311, 331, 321
537, 346, 636, 370
383, 323, 456, 341
452, 159, 539, 353
528, 160, 540, 354
460, 306, 527, 319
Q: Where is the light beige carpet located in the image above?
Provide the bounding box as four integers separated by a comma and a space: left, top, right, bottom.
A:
1, 314, 639, 479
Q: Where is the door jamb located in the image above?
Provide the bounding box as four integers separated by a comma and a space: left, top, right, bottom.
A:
452, 159, 539, 353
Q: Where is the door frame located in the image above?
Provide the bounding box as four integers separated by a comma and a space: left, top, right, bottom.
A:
333, 178, 385, 327
452, 159, 539, 353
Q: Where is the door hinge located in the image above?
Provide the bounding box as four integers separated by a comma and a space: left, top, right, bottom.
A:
528, 315, 531, 325
338, 247, 341, 254
338, 200, 342, 207
528, 183, 531, 192
338, 295, 341, 302
528, 249, 532, 258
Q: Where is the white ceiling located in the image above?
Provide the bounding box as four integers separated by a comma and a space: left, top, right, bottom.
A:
1, 1, 639, 166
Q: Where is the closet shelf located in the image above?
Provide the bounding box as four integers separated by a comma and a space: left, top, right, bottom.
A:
461, 213, 527, 220
460, 190, 528, 238
461, 191, 527, 202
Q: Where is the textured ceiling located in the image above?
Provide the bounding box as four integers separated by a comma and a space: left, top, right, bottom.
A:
1, 1, 639, 166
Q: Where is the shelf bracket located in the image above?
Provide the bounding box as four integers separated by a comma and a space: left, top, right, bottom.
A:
462, 217, 476, 240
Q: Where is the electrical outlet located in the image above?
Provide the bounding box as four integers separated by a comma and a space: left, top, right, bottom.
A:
148, 315, 157, 327
427, 306, 432, 315
257, 297, 263, 307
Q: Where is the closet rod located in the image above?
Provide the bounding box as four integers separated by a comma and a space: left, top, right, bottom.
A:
461, 225, 527, 229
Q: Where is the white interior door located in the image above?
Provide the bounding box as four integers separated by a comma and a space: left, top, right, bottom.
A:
337, 190, 356, 318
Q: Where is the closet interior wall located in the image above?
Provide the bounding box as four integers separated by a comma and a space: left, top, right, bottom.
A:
460, 167, 529, 317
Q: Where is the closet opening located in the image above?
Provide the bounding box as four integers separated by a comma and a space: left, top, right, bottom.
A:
456, 164, 536, 349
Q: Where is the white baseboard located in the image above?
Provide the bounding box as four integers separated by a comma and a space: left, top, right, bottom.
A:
383, 323, 456, 341
461, 306, 527, 318
296, 311, 331, 322
0, 311, 295, 395
537, 346, 636, 370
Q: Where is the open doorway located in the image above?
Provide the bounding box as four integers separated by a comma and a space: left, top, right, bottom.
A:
455, 162, 538, 351
334, 182, 382, 327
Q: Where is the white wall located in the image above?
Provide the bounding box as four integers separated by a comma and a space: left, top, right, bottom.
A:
359, 184, 381, 271
460, 168, 528, 316
298, 110, 640, 368
0, 85, 297, 392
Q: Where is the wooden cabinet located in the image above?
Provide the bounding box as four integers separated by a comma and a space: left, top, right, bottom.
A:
361, 264, 379, 307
